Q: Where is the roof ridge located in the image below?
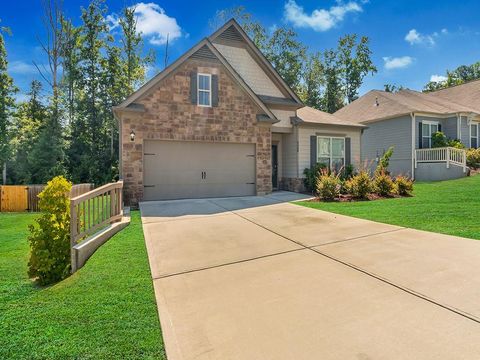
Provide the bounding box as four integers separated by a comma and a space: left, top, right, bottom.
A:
432, 77, 480, 93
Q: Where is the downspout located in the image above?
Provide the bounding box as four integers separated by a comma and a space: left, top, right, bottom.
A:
411, 112, 416, 179
457, 113, 461, 141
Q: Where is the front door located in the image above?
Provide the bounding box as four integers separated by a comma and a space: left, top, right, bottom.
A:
272, 144, 278, 189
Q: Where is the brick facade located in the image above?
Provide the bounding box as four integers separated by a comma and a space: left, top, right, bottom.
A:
118, 58, 272, 205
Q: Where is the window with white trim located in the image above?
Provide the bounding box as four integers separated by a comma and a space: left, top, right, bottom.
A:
422, 121, 439, 148
197, 73, 211, 107
317, 136, 345, 171
471, 123, 479, 148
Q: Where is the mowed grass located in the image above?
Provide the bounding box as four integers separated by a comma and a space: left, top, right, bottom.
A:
296, 175, 480, 240
0, 211, 165, 360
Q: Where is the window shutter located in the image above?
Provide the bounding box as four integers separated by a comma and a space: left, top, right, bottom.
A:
438, 123, 442, 133
418, 122, 423, 149
310, 136, 317, 168
190, 72, 197, 104
345, 137, 351, 166
212, 75, 219, 107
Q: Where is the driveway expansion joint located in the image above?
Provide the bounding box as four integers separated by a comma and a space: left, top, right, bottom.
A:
209, 200, 480, 325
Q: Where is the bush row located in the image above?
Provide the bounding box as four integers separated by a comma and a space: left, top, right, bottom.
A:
316, 169, 413, 201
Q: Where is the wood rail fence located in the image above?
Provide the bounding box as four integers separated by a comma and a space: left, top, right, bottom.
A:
70, 181, 123, 247
0, 183, 94, 212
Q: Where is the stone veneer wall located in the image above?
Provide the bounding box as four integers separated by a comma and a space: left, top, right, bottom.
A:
280, 177, 305, 193
119, 58, 272, 205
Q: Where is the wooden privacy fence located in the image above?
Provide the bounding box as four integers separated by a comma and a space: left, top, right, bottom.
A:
70, 181, 123, 246
0, 183, 94, 212
0, 186, 28, 212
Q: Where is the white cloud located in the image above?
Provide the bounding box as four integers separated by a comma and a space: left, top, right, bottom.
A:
133, 3, 181, 45
430, 74, 447, 82
405, 28, 448, 46
107, 3, 182, 46
8, 60, 38, 75
383, 56, 414, 70
284, 0, 363, 32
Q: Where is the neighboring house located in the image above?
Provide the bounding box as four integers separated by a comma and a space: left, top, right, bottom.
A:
335, 88, 480, 181
113, 19, 363, 205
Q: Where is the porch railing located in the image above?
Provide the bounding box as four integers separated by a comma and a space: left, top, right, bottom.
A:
70, 181, 123, 247
415, 147, 467, 172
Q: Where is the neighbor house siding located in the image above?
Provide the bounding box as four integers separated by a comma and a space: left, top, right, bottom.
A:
460, 116, 470, 145
362, 115, 412, 176
298, 125, 362, 174
213, 43, 285, 98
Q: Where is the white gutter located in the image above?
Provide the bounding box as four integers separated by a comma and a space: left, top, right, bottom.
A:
411, 112, 416, 179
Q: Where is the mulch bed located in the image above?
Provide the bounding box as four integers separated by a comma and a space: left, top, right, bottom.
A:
305, 193, 409, 203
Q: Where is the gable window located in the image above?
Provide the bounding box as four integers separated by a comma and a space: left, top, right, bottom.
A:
422, 121, 439, 148
197, 73, 211, 107
317, 136, 345, 171
471, 123, 479, 148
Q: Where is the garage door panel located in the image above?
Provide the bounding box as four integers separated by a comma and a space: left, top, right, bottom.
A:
143, 140, 256, 201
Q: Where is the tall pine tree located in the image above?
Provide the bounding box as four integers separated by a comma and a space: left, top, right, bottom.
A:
0, 22, 17, 184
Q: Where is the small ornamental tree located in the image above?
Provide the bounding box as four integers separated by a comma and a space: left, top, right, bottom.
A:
375, 146, 394, 175
28, 176, 72, 285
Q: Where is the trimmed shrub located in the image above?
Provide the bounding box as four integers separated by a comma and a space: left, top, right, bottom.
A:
394, 175, 414, 196
373, 170, 395, 196
340, 163, 356, 181
303, 163, 327, 193
316, 169, 341, 201
467, 148, 480, 169
28, 176, 72, 285
345, 171, 373, 199
431, 131, 448, 148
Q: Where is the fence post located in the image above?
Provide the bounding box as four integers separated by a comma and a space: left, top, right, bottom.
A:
70, 200, 77, 273
463, 150, 467, 173
446, 147, 450, 169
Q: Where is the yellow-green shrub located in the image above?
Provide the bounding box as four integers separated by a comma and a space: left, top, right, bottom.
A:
467, 148, 480, 169
28, 176, 72, 285
394, 175, 414, 196
345, 171, 373, 199
373, 170, 395, 196
316, 169, 341, 201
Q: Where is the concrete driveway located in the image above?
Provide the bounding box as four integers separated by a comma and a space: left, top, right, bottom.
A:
140, 192, 480, 360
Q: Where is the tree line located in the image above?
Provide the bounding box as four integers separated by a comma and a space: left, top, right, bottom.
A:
0, 0, 154, 186
212, 7, 378, 113
1, 2, 377, 186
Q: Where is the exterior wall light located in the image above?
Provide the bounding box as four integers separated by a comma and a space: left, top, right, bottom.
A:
130, 130, 136, 142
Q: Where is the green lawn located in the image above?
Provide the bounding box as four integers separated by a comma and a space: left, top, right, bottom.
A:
297, 175, 480, 240
0, 211, 165, 360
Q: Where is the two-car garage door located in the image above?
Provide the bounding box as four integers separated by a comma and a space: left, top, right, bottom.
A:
143, 140, 256, 201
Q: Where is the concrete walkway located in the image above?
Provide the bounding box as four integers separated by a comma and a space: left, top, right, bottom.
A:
140, 192, 480, 360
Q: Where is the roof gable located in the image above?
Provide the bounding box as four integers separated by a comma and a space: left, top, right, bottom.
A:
209, 19, 303, 105
115, 38, 276, 120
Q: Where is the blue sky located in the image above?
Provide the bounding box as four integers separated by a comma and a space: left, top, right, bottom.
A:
3, 0, 480, 101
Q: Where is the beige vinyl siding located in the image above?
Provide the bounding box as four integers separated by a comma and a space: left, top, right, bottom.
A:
282, 130, 298, 178
272, 133, 283, 179
298, 125, 361, 176
271, 109, 294, 130
213, 43, 285, 98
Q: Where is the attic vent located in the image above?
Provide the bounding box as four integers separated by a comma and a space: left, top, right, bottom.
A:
217, 25, 244, 42
190, 45, 218, 61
